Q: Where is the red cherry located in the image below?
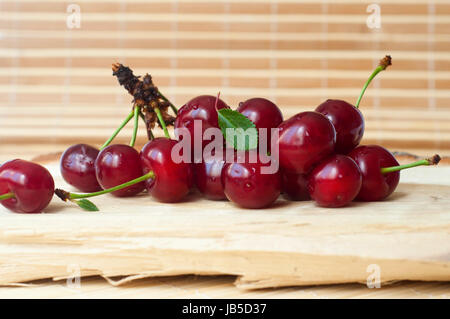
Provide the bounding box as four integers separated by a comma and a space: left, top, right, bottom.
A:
348, 145, 400, 201
281, 170, 310, 201
315, 99, 364, 154
0, 159, 54, 214
194, 150, 227, 200
95, 144, 145, 197
174, 95, 229, 151
60, 144, 102, 192
278, 111, 336, 174
307, 155, 362, 208
237, 97, 283, 146
140, 138, 192, 203
222, 151, 281, 209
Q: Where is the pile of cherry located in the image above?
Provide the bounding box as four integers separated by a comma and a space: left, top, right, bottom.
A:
0, 56, 441, 213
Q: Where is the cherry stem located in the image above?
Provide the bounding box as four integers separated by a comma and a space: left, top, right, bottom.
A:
129, 106, 140, 147
100, 109, 134, 150
55, 171, 155, 201
355, 55, 392, 108
0, 192, 15, 201
381, 154, 441, 174
154, 107, 170, 139
158, 90, 178, 115
139, 111, 154, 140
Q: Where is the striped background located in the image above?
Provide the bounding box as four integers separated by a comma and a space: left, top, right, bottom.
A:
0, 0, 449, 161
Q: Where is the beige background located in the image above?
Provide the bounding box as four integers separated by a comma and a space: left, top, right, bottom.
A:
0, 0, 449, 298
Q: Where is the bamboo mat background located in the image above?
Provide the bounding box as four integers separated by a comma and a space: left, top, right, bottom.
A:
0, 0, 449, 298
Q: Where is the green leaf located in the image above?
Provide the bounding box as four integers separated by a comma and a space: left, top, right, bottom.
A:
75, 199, 99, 212
217, 108, 258, 151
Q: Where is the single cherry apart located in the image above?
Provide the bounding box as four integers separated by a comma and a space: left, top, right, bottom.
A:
95, 144, 145, 197
0, 159, 54, 214
307, 155, 362, 207
140, 138, 193, 203
60, 144, 102, 192
222, 151, 281, 209
278, 111, 336, 174
281, 170, 310, 201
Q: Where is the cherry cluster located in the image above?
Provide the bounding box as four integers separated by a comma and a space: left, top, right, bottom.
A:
0, 56, 441, 213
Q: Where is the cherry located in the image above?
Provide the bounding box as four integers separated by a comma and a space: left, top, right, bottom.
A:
194, 150, 227, 200
315, 99, 364, 154
95, 144, 145, 197
307, 155, 362, 207
315, 56, 391, 154
237, 97, 283, 147
60, 144, 102, 192
281, 170, 310, 201
0, 159, 54, 214
348, 145, 400, 201
174, 95, 229, 152
222, 151, 281, 209
140, 138, 192, 203
278, 111, 336, 174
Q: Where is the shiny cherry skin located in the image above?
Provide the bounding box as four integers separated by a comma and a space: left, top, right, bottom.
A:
194, 150, 227, 200
278, 111, 336, 174
60, 144, 102, 192
348, 145, 400, 201
237, 97, 283, 147
95, 144, 145, 197
174, 95, 229, 152
0, 159, 54, 214
222, 151, 281, 209
316, 99, 365, 154
307, 155, 362, 208
140, 138, 193, 203
281, 170, 310, 201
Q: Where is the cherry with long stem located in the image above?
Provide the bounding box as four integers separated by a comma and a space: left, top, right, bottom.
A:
355, 55, 392, 108
381, 154, 441, 174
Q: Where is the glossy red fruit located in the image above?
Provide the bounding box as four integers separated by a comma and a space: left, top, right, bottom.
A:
174, 95, 229, 152
281, 170, 310, 201
60, 144, 102, 192
0, 159, 54, 213
307, 155, 362, 208
222, 151, 281, 209
194, 150, 227, 200
140, 138, 192, 203
278, 111, 336, 174
315, 99, 365, 154
237, 97, 283, 147
95, 144, 145, 197
348, 145, 400, 201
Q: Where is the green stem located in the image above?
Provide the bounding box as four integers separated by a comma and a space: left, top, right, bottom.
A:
0, 193, 14, 201
129, 106, 140, 147
154, 107, 170, 139
158, 90, 178, 115
355, 55, 392, 108
67, 171, 155, 200
100, 109, 135, 150
381, 155, 441, 174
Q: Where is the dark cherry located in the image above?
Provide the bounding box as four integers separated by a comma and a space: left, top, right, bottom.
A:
348, 145, 400, 201
174, 95, 229, 152
0, 159, 54, 214
281, 170, 310, 201
60, 143, 102, 192
277, 111, 336, 174
194, 150, 227, 200
221, 151, 281, 209
307, 155, 362, 208
315, 99, 364, 154
237, 97, 283, 147
140, 138, 193, 203
95, 144, 145, 197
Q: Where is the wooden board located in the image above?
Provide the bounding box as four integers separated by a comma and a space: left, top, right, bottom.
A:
0, 158, 449, 289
